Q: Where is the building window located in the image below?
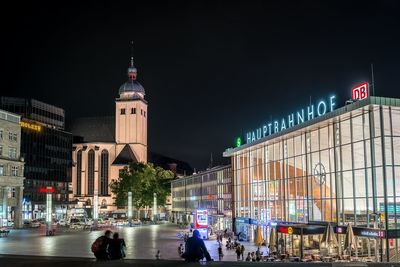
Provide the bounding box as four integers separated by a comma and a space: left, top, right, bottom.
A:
144, 111, 146, 117
9, 147, 17, 159
88, 149, 95, 195
76, 150, 82, 195
12, 133, 17, 142
11, 166, 18, 176
131, 108, 136, 114
9, 132, 13, 141
100, 149, 109, 196
0, 129, 3, 139
0, 165, 3, 176
0, 145, 2, 156
121, 108, 126, 115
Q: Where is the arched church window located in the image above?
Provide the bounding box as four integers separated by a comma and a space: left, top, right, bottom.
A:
88, 149, 95, 195
100, 149, 109, 196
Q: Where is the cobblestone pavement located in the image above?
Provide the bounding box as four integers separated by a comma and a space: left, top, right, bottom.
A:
0, 223, 267, 261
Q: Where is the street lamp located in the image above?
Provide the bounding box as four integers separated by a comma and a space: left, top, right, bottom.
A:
128, 192, 132, 226
153, 192, 157, 222
93, 190, 98, 230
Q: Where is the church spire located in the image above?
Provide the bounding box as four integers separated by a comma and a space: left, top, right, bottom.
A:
128, 40, 137, 80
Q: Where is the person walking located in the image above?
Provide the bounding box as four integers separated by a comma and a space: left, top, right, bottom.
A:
108, 232, 126, 260
235, 245, 241, 261
155, 250, 161, 260
240, 244, 245, 260
91, 230, 112, 260
218, 245, 224, 261
181, 229, 212, 262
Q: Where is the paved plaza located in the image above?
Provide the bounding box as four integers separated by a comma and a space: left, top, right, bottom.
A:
0, 223, 265, 261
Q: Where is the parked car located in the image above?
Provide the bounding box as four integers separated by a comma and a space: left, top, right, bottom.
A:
69, 218, 86, 229
24, 219, 41, 228
132, 219, 142, 225
56, 219, 67, 226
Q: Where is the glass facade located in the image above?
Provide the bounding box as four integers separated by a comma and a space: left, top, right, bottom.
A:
226, 98, 400, 261
22, 124, 72, 204
171, 165, 232, 230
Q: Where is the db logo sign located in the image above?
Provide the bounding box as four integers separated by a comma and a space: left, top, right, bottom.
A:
352, 82, 369, 100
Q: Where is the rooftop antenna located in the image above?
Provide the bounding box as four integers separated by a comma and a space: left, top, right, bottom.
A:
209, 153, 214, 168
371, 63, 375, 96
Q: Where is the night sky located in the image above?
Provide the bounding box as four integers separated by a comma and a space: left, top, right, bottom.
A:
2, 1, 400, 170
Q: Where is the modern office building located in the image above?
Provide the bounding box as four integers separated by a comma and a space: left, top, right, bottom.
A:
0, 109, 25, 228
0, 97, 72, 220
224, 90, 400, 261
171, 165, 232, 231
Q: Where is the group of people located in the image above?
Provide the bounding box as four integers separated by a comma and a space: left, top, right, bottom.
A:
245, 247, 265, 262
91, 230, 126, 260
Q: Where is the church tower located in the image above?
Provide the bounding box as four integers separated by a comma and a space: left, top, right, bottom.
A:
115, 49, 147, 163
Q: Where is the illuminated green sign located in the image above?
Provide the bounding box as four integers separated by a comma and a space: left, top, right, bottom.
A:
236, 137, 242, 147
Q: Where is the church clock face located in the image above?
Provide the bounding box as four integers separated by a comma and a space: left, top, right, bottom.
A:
313, 162, 326, 185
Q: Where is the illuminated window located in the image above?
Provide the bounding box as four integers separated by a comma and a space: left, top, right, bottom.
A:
11, 166, 18, 176
121, 108, 126, 115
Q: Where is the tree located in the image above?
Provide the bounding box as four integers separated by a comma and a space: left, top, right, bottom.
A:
110, 162, 174, 218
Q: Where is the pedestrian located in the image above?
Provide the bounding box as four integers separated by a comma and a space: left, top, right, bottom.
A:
235, 245, 241, 260
256, 247, 261, 261
91, 230, 112, 260
178, 243, 184, 256
156, 250, 161, 260
245, 252, 251, 261
241, 244, 245, 260
181, 229, 212, 262
218, 245, 223, 261
108, 232, 126, 260
251, 252, 256, 262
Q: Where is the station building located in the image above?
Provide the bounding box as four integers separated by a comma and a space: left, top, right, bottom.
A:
224, 88, 400, 261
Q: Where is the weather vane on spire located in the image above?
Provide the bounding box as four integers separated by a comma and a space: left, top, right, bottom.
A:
130, 40, 134, 67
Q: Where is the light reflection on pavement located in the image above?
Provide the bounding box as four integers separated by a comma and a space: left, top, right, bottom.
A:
0, 223, 264, 261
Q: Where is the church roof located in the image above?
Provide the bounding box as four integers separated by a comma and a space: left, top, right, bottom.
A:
112, 144, 139, 165
119, 80, 145, 95
68, 116, 115, 143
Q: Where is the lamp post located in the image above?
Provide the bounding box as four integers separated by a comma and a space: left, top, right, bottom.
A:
93, 190, 98, 230
153, 192, 157, 222
128, 192, 132, 226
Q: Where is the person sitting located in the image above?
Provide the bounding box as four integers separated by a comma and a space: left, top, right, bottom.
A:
91, 230, 112, 260
108, 232, 126, 260
181, 229, 212, 262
